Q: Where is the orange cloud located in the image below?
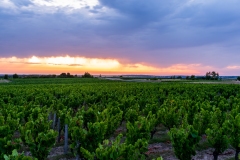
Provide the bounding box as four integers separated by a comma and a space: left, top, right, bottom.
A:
0, 55, 208, 75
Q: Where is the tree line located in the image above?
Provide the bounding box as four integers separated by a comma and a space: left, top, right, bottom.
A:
2, 71, 240, 80
185, 71, 220, 80
1, 72, 94, 79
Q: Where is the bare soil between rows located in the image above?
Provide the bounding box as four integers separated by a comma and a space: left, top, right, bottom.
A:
26, 142, 234, 160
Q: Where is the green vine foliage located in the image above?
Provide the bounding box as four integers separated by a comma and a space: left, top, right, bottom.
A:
125, 108, 138, 123
2, 78, 240, 160
121, 138, 148, 160
152, 158, 163, 160
97, 134, 124, 160
20, 112, 57, 160
169, 125, 200, 160
206, 108, 229, 160
80, 147, 95, 160
69, 109, 108, 158
193, 108, 210, 135
81, 121, 108, 153
57, 108, 72, 127
3, 149, 34, 160
81, 134, 149, 160
103, 106, 123, 137
83, 108, 97, 129
224, 106, 240, 160
69, 110, 85, 156
157, 99, 184, 130
126, 116, 151, 144
0, 115, 20, 160
70, 106, 123, 158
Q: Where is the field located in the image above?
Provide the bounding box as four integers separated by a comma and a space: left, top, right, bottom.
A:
0, 78, 239, 160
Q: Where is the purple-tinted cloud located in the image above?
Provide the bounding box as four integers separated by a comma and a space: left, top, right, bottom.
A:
0, 0, 240, 75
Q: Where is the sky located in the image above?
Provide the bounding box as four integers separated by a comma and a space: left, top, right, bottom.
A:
1, 0, 240, 75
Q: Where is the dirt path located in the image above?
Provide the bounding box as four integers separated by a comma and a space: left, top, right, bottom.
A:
0, 79, 10, 83
188, 80, 240, 84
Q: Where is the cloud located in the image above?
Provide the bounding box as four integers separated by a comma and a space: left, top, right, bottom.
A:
1, 55, 239, 75
226, 66, 240, 70
1, 0, 240, 75
0, 55, 212, 75
68, 64, 83, 66
3, 0, 100, 12
1, 55, 120, 69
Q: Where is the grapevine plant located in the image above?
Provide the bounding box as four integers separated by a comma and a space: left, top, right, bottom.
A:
20, 110, 57, 160
0, 115, 20, 160
169, 124, 200, 160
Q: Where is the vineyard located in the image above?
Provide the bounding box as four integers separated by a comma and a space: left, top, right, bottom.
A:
0, 78, 239, 160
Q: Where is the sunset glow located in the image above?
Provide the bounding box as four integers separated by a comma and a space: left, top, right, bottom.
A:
0, 55, 226, 75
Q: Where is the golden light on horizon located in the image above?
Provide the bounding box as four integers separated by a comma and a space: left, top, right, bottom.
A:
0, 55, 121, 74
0, 55, 210, 75
28, 56, 41, 64
27, 56, 121, 69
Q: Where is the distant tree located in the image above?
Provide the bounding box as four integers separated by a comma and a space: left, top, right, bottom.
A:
4, 74, 8, 79
186, 76, 190, 80
216, 73, 219, 80
206, 71, 219, 80
206, 71, 211, 80
59, 73, 67, 77
39, 74, 57, 78
177, 76, 182, 79
171, 75, 176, 79
211, 71, 219, 80
13, 73, 19, 79
67, 72, 71, 77
191, 75, 195, 80
82, 72, 93, 78
237, 76, 240, 81
99, 74, 102, 77
58, 72, 74, 78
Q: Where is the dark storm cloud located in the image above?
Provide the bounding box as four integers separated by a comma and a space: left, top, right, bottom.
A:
0, 9, 100, 57
97, 0, 240, 48
1, 0, 240, 70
